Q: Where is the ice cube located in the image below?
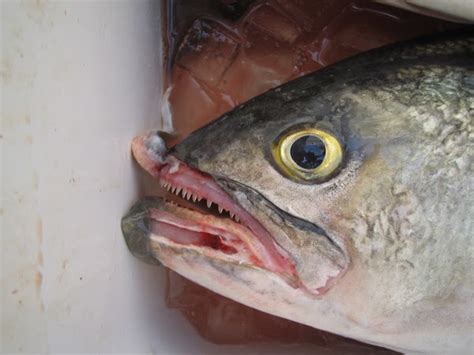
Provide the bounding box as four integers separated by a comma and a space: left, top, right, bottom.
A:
169, 66, 233, 140
292, 46, 323, 77
316, 37, 359, 67
317, 1, 447, 66
242, 3, 301, 44
175, 19, 241, 87
241, 22, 299, 79
218, 51, 287, 104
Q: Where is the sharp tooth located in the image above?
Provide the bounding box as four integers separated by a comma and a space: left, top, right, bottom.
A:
170, 186, 176, 193
176, 187, 182, 195
206, 200, 212, 208
218, 206, 223, 214
186, 192, 192, 200
230, 212, 235, 219
235, 216, 240, 222
182, 189, 188, 199
192, 194, 197, 202
197, 196, 202, 202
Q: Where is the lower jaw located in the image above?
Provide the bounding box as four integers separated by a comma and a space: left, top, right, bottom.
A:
147, 203, 259, 266
122, 195, 350, 297
122, 196, 304, 288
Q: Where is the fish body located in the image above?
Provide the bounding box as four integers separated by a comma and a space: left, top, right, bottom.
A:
122, 30, 474, 353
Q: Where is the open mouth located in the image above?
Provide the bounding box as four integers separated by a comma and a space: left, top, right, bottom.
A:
126, 132, 298, 282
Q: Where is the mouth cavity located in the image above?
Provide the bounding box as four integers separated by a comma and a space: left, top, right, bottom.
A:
128, 133, 297, 282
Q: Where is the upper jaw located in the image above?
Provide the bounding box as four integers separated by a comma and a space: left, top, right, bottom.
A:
124, 131, 348, 295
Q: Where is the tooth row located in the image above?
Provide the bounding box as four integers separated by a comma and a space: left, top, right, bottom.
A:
228, 210, 240, 222
160, 180, 240, 223
215, 205, 240, 223
161, 181, 201, 201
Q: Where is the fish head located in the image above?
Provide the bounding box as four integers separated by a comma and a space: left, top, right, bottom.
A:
122, 32, 473, 353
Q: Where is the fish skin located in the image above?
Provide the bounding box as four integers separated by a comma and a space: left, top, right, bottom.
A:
126, 30, 474, 353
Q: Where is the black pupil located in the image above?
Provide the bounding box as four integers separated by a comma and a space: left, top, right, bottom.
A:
290, 135, 326, 169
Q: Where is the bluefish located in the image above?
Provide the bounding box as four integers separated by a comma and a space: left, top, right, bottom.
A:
122, 30, 473, 354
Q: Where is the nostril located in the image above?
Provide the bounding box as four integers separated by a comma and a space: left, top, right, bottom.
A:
144, 131, 168, 164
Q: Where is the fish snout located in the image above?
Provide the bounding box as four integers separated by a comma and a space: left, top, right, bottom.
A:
131, 132, 170, 178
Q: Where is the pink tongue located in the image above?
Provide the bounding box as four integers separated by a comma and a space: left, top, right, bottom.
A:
150, 220, 237, 255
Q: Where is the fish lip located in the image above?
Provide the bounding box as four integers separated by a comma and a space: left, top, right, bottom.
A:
126, 132, 347, 295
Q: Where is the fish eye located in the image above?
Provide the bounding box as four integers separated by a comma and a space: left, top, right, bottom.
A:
272, 128, 343, 183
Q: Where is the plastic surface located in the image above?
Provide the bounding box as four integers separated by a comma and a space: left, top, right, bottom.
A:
1, 1, 241, 353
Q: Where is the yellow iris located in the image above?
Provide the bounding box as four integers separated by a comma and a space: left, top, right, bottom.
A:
272, 127, 343, 183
